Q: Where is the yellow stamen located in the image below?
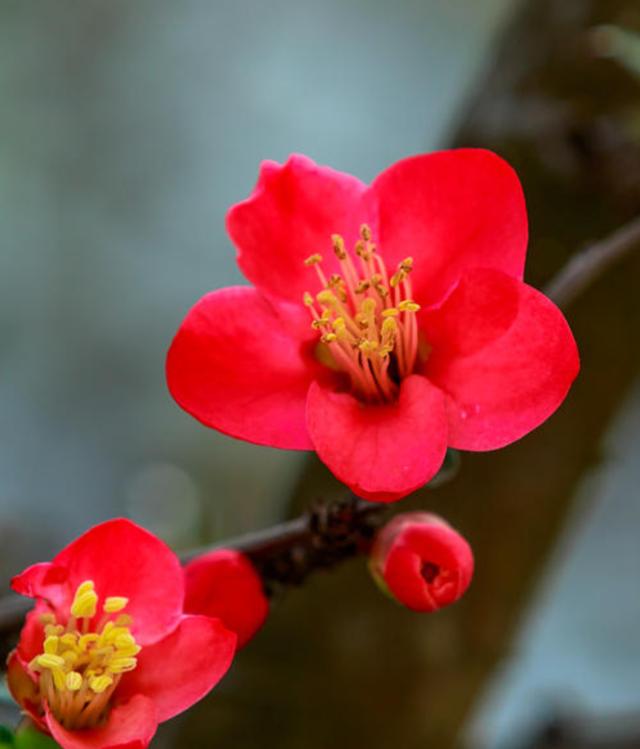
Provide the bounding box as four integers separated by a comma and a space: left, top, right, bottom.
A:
89, 675, 113, 694
302, 228, 421, 400
103, 596, 129, 613
35, 654, 65, 670
70, 580, 98, 619
30, 579, 141, 730
65, 672, 83, 691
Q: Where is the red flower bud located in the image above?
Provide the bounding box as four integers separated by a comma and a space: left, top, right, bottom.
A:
184, 549, 268, 648
369, 512, 473, 612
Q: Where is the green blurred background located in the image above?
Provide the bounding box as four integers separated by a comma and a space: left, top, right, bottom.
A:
1, 0, 639, 747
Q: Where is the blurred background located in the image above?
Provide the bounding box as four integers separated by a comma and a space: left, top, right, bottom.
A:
1, 0, 639, 747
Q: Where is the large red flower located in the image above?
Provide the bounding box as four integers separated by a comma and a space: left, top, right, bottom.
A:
167, 150, 579, 501
7, 519, 237, 749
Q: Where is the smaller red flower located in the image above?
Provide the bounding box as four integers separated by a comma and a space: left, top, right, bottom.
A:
369, 512, 474, 612
6, 519, 237, 749
183, 549, 268, 648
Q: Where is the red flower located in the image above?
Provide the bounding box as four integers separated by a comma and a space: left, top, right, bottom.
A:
167, 150, 579, 502
369, 512, 474, 612
7, 519, 237, 749
183, 549, 268, 649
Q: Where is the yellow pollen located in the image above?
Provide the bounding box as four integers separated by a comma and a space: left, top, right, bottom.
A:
331, 234, 347, 259
35, 653, 65, 670
65, 672, 83, 691
302, 228, 421, 401
29, 579, 141, 730
70, 580, 98, 619
103, 596, 129, 613
398, 300, 420, 312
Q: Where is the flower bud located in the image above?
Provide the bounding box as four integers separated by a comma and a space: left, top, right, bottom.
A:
184, 549, 268, 648
369, 512, 473, 612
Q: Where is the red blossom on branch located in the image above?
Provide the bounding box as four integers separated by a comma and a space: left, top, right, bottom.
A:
184, 549, 268, 648
6, 519, 240, 749
166, 150, 579, 502
369, 512, 474, 612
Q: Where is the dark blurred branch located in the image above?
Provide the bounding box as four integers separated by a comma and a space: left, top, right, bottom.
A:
1, 216, 639, 656
543, 215, 640, 307
1, 496, 383, 657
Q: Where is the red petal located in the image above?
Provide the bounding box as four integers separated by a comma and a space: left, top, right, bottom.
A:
184, 549, 268, 648
6, 651, 45, 729
306, 375, 448, 502
15, 603, 49, 662
167, 286, 321, 450
45, 694, 157, 749
369, 149, 528, 306
52, 519, 183, 646
422, 268, 579, 450
228, 154, 369, 304
12, 562, 70, 610
117, 615, 236, 723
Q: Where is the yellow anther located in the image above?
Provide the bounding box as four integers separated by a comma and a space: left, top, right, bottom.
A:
316, 290, 337, 306
360, 298, 376, 317
398, 300, 420, 312
43, 636, 59, 655
60, 633, 77, 647
114, 614, 132, 628
61, 650, 78, 666
358, 339, 379, 355
381, 317, 397, 335
108, 657, 137, 674
36, 653, 65, 670
75, 581, 95, 597
303, 292, 314, 307
89, 675, 113, 694
321, 333, 337, 344
331, 234, 347, 259
354, 240, 370, 259
39, 613, 56, 625
71, 580, 98, 619
79, 633, 100, 651
354, 280, 370, 294
103, 596, 129, 614
304, 253, 323, 266
360, 224, 372, 241
65, 672, 83, 691
382, 307, 399, 317
114, 632, 136, 648
51, 668, 66, 691
44, 624, 64, 637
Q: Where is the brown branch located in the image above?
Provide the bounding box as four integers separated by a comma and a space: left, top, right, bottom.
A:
0, 496, 384, 655
1, 215, 639, 653
543, 214, 640, 307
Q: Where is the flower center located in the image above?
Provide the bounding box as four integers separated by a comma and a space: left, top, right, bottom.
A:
303, 225, 420, 402
29, 580, 141, 730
